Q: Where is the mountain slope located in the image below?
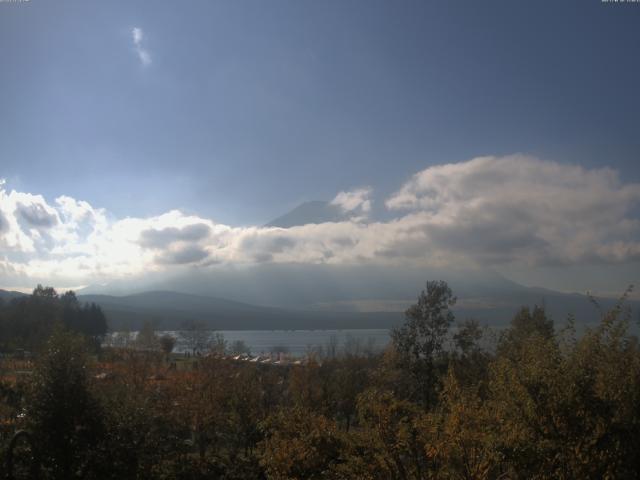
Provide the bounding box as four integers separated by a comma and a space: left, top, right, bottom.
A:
78, 291, 403, 331
3, 281, 637, 332
77, 288, 639, 332
265, 201, 347, 227
0, 289, 27, 302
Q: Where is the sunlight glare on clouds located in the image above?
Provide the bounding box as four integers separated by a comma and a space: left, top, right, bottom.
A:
0, 156, 639, 289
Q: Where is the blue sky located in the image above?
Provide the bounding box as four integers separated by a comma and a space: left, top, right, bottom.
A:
0, 0, 639, 297
2, 0, 639, 223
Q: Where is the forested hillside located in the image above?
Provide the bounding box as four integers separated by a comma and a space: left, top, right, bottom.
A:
0, 285, 107, 351
0, 281, 637, 479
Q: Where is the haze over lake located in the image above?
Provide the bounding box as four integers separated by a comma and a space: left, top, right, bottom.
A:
109, 329, 390, 357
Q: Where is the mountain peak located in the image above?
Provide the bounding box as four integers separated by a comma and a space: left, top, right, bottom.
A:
265, 201, 347, 228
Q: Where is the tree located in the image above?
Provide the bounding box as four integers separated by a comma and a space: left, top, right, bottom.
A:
166, 363, 226, 462
136, 321, 158, 351
95, 355, 188, 479
0, 287, 108, 351
159, 334, 176, 357
60, 290, 79, 308
226, 364, 268, 458
342, 388, 431, 479
82, 303, 108, 343
260, 407, 342, 480
32, 285, 58, 300
391, 280, 456, 408
28, 328, 104, 479
180, 320, 211, 354
486, 289, 640, 478
9, 285, 63, 349
497, 305, 554, 359
210, 332, 227, 355
451, 319, 490, 387
229, 339, 251, 355
329, 356, 370, 432
453, 319, 483, 357
433, 369, 503, 480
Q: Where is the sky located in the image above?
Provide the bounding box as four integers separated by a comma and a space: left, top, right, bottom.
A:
1, 0, 639, 298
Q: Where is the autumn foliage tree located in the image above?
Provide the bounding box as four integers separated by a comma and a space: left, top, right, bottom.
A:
3, 280, 639, 479
391, 280, 456, 408
260, 407, 342, 480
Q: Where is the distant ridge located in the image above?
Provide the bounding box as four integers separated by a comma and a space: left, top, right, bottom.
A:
77, 290, 402, 331
0, 289, 27, 302
2, 283, 637, 333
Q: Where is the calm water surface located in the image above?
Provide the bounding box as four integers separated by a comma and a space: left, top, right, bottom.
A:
111, 329, 391, 356
216, 329, 391, 356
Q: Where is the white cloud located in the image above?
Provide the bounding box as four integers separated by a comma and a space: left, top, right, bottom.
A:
132, 27, 151, 67
132, 27, 143, 44
0, 155, 639, 289
386, 155, 640, 265
330, 187, 372, 217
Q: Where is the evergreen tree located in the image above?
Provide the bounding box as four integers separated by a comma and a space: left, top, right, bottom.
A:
28, 328, 104, 479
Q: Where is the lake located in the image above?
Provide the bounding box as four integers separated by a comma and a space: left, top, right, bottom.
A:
108, 329, 391, 357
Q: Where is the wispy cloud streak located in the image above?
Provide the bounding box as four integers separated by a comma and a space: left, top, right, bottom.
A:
132, 27, 151, 67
